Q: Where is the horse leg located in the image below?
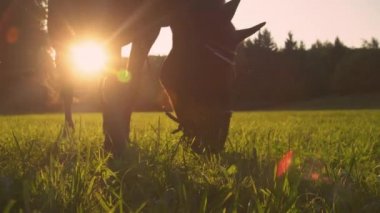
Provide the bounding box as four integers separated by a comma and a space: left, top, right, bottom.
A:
102, 28, 160, 158
102, 45, 130, 157
124, 28, 161, 134
62, 76, 74, 129
56, 51, 75, 129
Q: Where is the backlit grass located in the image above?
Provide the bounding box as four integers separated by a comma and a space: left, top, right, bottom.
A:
0, 111, 379, 212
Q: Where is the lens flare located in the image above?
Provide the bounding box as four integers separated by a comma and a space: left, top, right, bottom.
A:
70, 41, 108, 75
276, 150, 293, 177
116, 69, 131, 83
6, 27, 19, 44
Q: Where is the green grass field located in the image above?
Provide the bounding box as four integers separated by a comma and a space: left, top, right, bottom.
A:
0, 111, 380, 212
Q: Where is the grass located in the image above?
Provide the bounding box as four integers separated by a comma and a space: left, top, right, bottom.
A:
0, 111, 380, 212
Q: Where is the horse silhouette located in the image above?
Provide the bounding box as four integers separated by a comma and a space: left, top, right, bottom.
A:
47, 0, 265, 155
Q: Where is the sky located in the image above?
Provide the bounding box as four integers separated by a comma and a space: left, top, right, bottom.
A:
145, 0, 380, 55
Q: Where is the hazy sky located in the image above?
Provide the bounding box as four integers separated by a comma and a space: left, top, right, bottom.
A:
147, 0, 380, 55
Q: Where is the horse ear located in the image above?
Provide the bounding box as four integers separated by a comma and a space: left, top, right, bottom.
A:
222, 0, 240, 21
235, 22, 266, 43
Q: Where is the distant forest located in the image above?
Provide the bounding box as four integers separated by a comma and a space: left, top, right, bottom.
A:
0, 1, 379, 112
233, 30, 380, 109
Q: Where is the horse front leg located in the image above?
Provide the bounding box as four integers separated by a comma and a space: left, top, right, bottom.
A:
56, 51, 75, 129
102, 45, 130, 157
62, 83, 74, 129
102, 28, 160, 158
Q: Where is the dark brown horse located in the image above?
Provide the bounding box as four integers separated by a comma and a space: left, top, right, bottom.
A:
161, 0, 265, 153
47, 0, 264, 156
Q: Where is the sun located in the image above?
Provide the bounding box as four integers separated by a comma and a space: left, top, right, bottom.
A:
70, 41, 108, 75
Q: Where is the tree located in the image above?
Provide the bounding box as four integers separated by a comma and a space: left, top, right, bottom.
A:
283, 31, 297, 52
362, 37, 379, 49
332, 37, 347, 60
0, 0, 13, 97
298, 41, 306, 51
311, 40, 323, 49
252, 28, 277, 52
1, 0, 48, 75
334, 37, 346, 49
0, 0, 51, 112
0, 0, 13, 60
311, 40, 333, 50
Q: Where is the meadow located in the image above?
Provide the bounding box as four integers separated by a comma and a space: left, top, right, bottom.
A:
0, 111, 379, 212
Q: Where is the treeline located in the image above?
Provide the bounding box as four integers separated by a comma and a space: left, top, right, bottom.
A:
233, 30, 380, 108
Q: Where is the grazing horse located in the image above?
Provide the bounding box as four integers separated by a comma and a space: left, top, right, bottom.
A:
47, 0, 264, 156
161, 0, 265, 153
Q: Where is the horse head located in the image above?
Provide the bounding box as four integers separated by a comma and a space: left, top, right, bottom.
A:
161, 0, 265, 153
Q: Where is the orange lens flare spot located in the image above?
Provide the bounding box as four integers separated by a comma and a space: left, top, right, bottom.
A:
276, 150, 294, 177
6, 27, 19, 44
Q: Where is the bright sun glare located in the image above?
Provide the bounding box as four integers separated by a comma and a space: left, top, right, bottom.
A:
70, 41, 108, 75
